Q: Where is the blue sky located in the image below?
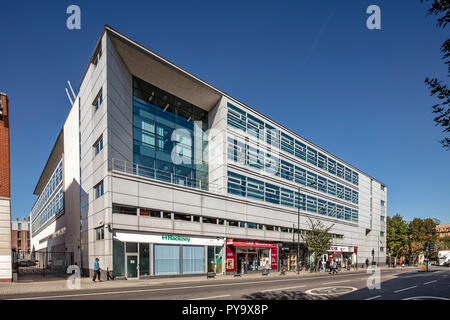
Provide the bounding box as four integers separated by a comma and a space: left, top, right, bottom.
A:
0, 1, 448, 223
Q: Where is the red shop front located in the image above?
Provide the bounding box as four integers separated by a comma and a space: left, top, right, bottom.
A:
226, 239, 279, 273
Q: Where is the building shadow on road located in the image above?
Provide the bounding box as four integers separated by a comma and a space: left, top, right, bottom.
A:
242, 291, 331, 300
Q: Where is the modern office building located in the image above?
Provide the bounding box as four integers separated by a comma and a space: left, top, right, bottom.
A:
0, 92, 12, 282
11, 218, 31, 258
30, 25, 387, 279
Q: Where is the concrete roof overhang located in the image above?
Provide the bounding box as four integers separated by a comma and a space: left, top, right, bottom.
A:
33, 128, 64, 195
106, 26, 222, 112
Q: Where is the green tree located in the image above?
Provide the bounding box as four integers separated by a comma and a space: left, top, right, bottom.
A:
408, 218, 438, 261
386, 214, 408, 261
302, 218, 334, 271
421, 0, 450, 149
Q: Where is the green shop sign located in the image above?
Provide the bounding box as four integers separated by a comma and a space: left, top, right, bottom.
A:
162, 235, 191, 243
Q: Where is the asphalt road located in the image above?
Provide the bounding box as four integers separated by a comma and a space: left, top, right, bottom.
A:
3, 267, 449, 300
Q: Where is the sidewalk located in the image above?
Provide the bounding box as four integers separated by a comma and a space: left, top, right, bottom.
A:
0, 265, 417, 296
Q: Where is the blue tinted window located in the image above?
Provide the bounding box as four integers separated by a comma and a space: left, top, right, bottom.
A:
295, 140, 306, 161
352, 171, 359, 185
318, 153, 327, 170
336, 205, 344, 219
294, 166, 306, 186
307, 171, 318, 189
265, 183, 280, 204
265, 124, 280, 148
344, 207, 351, 221
133, 77, 208, 189
247, 177, 264, 201
227, 137, 245, 164
306, 196, 317, 213
247, 114, 264, 140
337, 184, 344, 199
344, 187, 351, 202
327, 180, 336, 196
281, 188, 294, 207
265, 154, 280, 176
246, 145, 264, 170
318, 199, 327, 215
352, 190, 358, 204
328, 158, 336, 175
345, 167, 352, 182
351, 209, 358, 222
337, 163, 345, 179
318, 176, 327, 193
227, 171, 246, 196
280, 160, 294, 181
227, 103, 246, 131
95, 181, 104, 199
281, 132, 294, 155
306, 147, 317, 166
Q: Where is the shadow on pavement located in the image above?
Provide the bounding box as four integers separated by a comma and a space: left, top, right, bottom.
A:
242, 290, 331, 300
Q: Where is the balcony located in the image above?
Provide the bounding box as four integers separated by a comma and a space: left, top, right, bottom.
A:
111, 158, 224, 194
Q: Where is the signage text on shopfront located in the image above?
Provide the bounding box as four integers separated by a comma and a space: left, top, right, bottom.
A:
162, 235, 191, 243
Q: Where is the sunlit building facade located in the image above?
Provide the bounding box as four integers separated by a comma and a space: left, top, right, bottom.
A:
30, 26, 387, 278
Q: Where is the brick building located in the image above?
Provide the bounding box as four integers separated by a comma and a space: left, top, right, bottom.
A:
0, 92, 12, 282
436, 224, 450, 238
11, 218, 31, 258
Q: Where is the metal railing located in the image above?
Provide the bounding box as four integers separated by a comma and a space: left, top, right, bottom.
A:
111, 158, 225, 194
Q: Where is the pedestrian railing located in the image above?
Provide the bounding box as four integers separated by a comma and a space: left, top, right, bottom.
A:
111, 158, 225, 194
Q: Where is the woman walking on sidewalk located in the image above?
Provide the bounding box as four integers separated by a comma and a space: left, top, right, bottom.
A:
92, 257, 101, 282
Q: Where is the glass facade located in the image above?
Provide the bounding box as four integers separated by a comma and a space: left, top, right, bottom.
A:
31, 160, 64, 233
182, 245, 205, 274
227, 171, 358, 223
113, 240, 125, 277
153, 244, 180, 275
227, 103, 359, 186
227, 138, 358, 205
132, 77, 209, 190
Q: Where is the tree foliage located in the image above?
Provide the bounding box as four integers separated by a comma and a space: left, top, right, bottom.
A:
302, 218, 334, 269
387, 214, 440, 262
387, 214, 408, 258
421, 0, 450, 149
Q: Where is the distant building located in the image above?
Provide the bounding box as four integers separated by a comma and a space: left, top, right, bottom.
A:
436, 224, 450, 238
0, 92, 12, 282
11, 218, 31, 259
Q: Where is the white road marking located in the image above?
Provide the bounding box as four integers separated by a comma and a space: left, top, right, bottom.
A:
305, 286, 357, 296
365, 295, 382, 300
189, 295, 230, 300
261, 285, 306, 292
6, 269, 396, 300
321, 280, 351, 285
394, 286, 417, 293
423, 280, 438, 285
402, 296, 449, 300
6, 278, 330, 300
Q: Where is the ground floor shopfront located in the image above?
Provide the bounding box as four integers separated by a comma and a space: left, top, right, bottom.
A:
327, 246, 358, 268
278, 243, 358, 271
112, 231, 225, 278
225, 239, 278, 274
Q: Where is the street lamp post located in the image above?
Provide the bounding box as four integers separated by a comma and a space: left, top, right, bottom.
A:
297, 181, 316, 275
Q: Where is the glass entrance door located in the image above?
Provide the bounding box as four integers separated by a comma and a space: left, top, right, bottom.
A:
126, 255, 138, 279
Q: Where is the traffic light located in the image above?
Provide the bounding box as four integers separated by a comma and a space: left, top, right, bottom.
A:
429, 242, 435, 251
372, 249, 374, 256
425, 242, 429, 252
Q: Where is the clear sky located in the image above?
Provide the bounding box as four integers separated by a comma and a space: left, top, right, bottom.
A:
0, 1, 448, 223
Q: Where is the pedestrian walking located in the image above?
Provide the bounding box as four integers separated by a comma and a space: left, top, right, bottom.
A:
92, 257, 101, 282
331, 259, 338, 275
365, 258, 369, 269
